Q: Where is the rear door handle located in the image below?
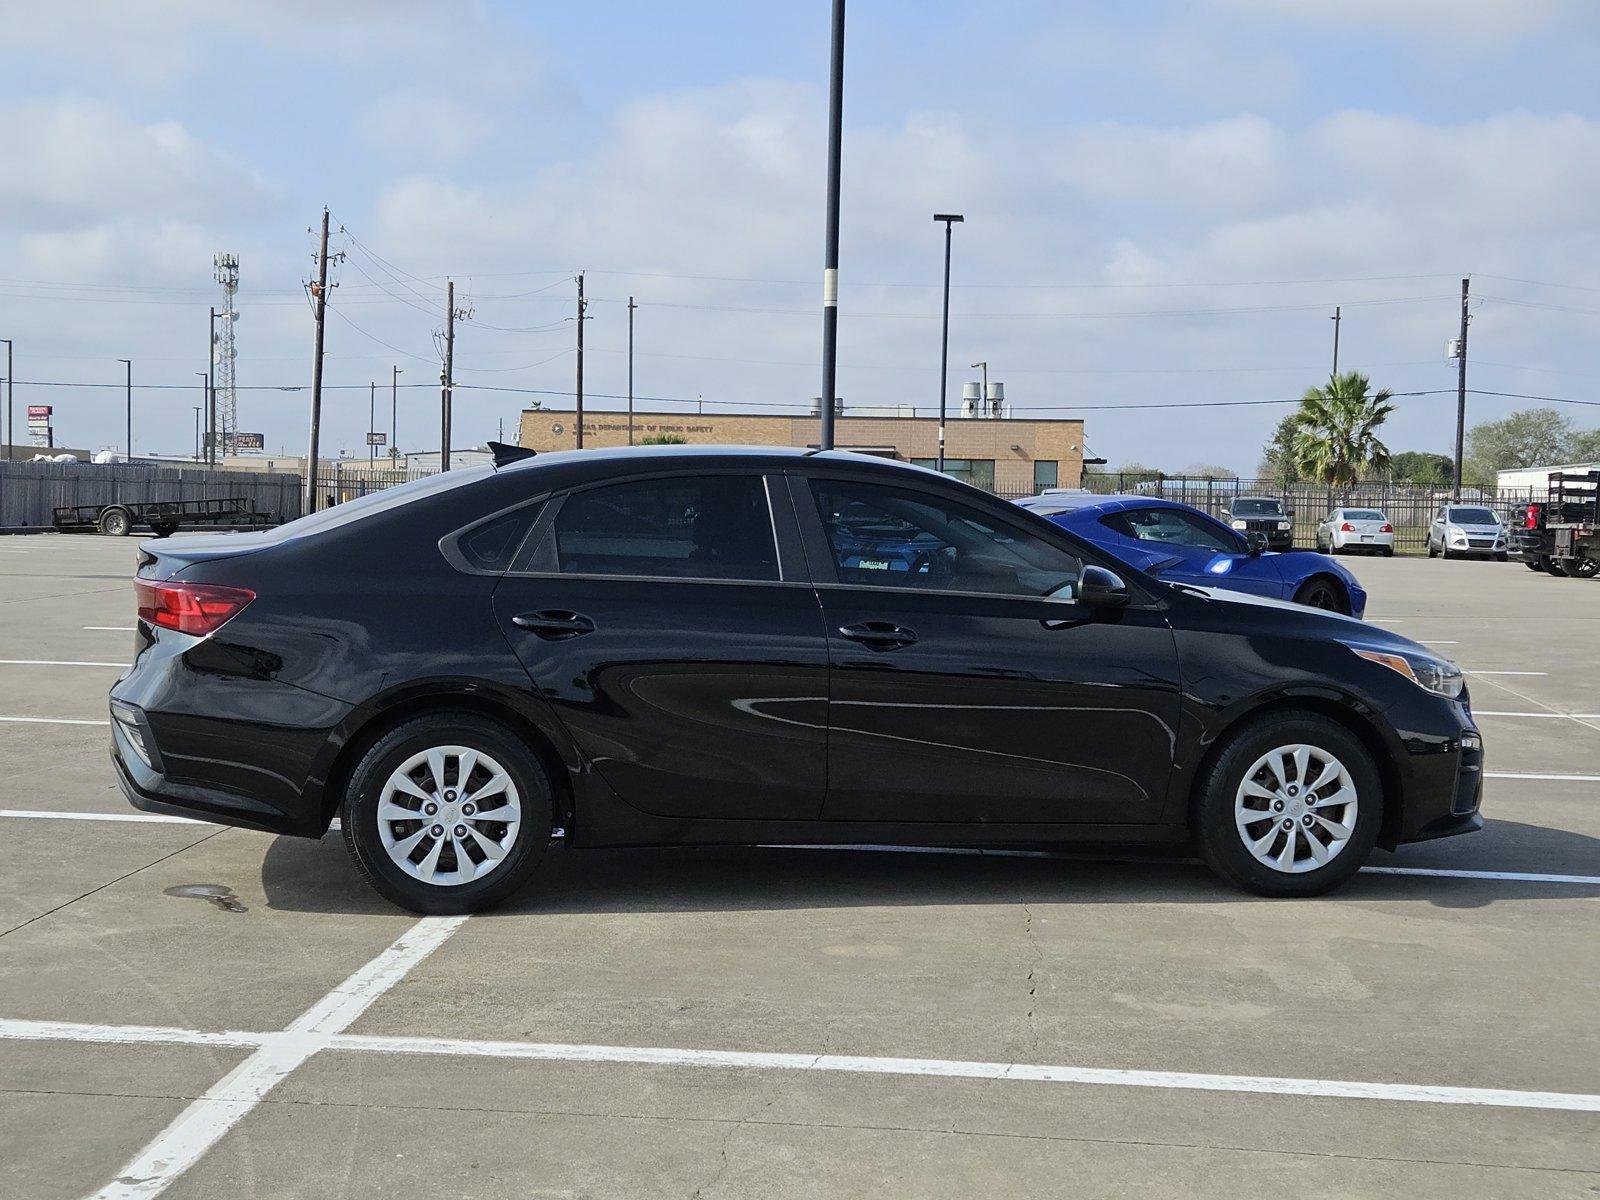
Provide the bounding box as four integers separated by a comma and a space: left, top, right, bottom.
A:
512, 610, 596, 639
838, 621, 917, 650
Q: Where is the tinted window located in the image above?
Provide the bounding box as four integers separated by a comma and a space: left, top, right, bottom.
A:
453, 504, 541, 572
1114, 507, 1239, 552
1448, 507, 1498, 524
552, 476, 778, 581
812, 480, 1079, 598
1341, 509, 1384, 520
1231, 498, 1283, 516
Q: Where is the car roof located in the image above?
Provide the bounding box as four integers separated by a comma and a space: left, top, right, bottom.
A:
494, 443, 960, 489
1015, 493, 1190, 516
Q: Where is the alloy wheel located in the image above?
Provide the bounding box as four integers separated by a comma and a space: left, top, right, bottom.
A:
1233, 743, 1358, 875
375, 745, 522, 887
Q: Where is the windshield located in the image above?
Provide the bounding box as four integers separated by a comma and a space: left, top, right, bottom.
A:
1448, 507, 1498, 525
1232, 499, 1282, 516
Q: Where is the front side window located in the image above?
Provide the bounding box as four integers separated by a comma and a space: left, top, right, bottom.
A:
551, 476, 778, 581
1112, 507, 1240, 552
811, 479, 1079, 598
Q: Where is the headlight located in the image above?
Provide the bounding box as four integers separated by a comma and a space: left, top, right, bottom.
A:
1276, 520, 1290, 531
1351, 646, 1465, 699
1230, 519, 1246, 530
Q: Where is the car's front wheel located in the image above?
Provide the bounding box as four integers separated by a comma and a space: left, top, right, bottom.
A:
342, 713, 553, 914
1292, 575, 1349, 614
1194, 713, 1382, 897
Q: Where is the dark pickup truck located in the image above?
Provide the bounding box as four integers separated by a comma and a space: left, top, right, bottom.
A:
1512, 471, 1599, 578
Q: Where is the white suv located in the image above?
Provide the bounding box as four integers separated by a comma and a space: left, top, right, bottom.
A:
1427, 504, 1507, 561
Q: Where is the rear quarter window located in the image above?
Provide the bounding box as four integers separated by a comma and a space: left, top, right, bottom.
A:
441, 502, 545, 574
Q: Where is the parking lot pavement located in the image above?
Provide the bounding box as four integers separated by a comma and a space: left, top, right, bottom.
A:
1, 536, 1597, 1198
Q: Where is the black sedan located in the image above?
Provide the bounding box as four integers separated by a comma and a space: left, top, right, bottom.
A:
110, 447, 1483, 913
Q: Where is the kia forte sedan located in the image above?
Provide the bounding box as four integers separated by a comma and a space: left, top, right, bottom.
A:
111, 447, 1482, 913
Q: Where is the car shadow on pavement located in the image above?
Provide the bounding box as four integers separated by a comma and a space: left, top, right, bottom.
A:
259, 817, 1600, 916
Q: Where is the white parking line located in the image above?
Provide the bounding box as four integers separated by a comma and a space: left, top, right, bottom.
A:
1418, 639, 1459, 644
86, 915, 466, 1200
0, 658, 125, 667
1, 1016, 1595, 1114
0, 716, 109, 726
1473, 710, 1600, 720
0, 808, 203, 825
1486, 772, 1600, 783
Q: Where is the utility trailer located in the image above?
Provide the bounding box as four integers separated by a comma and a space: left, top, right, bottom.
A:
1512, 471, 1599, 578
52, 496, 279, 538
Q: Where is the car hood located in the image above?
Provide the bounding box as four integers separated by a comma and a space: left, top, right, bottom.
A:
1179, 584, 1429, 655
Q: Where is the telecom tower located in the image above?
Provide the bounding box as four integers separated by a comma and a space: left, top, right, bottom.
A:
213, 253, 240, 455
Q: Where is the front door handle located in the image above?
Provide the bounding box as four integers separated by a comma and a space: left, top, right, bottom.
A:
838, 621, 917, 650
512, 610, 596, 639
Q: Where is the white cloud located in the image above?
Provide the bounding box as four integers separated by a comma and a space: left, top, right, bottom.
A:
1203, 0, 1594, 44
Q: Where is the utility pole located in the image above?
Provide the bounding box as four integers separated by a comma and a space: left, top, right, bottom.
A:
304, 207, 332, 514
192, 404, 202, 461
1331, 306, 1341, 375
627, 295, 636, 446
441, 279, 455, 470
118, 359, 132, 457
574, 273, 587, 448
1, 339, 11, 460
207, 307, 218, 466
195, 375, 207, 460
369, 381, 376, 462
818, 0, 845, 452
391, 366, 401, 461
1452, 277, 1470, 500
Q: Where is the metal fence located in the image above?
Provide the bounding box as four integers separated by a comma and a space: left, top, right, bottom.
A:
1053, 472, 1546, 553
0, 461, 304, 530
308, 465, 438, 510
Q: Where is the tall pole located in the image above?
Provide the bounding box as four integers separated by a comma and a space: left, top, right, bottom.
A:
207, 307, 218, 466
192, 402, 202, 461
391, 365, 400, 460
441, 279, 454, 470
934, 214, 963, 471
304, 207, 331, 514
118, 359, 132, 457
574, 273, 586, 448
818, 0, 845, 451
1453, 277, 1469, 499
971, 359, 987, 416
1331, 306, 1341, 375
2, 339, 11, 460
369, 381, 376, 462
627, 295, 636, 446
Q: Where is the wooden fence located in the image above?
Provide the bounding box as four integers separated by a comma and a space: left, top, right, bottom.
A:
0, 461, 303, 530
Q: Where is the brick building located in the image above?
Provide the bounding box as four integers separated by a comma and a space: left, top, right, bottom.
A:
516, 409, 1087, 495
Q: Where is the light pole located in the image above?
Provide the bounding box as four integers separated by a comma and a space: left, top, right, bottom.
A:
369, 381, 376, 463
391, 366, 401, 462
192, 405, 202, 461
934, 213, 963, 472
195, 374, 207, 462
818, 0, 845, 451
117, 359, 132, 458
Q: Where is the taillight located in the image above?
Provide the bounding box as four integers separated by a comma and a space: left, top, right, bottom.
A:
1339, 522, 1355, 532
135, 580, 255, 636
1380, 523, 1393, 533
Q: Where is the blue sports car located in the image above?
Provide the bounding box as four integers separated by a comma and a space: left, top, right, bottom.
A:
1016, 493, 1368, 618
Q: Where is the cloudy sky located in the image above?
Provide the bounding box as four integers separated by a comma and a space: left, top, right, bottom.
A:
2, 0, 1597, 471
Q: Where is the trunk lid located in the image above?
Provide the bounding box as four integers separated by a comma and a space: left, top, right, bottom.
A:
136, 531, 278, 581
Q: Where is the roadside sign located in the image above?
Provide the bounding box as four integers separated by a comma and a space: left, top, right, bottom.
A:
366, 431, 387, 446
235, 432, 265, 451
26, 404, 52, 447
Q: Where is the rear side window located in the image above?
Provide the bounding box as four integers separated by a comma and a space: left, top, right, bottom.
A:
550, 476, 779, 581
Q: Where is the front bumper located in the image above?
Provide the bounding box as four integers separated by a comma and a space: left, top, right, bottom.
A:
1389, 706, 1484, 847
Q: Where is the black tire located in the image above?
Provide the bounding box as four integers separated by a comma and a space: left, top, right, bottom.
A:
98, 507, 132, 537
1545, 559, 1568, 578
341, 713, 553, 914
1427, 540, 1438, 559
1560, 556, 1599, 579
1525, 558, 1545, 572
1381, 546, 1394, 558
1495, 552, 1509, 563
1291, 575, 1349, 615
150, 520, 179, 539
1193, 711, 1383, 897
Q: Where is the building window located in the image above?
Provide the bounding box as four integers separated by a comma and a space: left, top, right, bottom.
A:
1033, 460, 1059, 490
910, 457, 996, 491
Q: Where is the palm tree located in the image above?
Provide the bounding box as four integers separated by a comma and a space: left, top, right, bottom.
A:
1290, 371, 1395, 491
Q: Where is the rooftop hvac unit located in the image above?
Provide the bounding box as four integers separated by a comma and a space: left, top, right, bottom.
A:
960, 381, 981, 418
809, 396, 845, 416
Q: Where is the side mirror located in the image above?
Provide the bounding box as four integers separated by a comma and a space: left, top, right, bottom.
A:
1079, 564, 1131, 608
1246, 531, 1269, 556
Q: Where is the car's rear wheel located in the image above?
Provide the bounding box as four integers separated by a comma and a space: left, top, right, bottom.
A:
1560, 555, 1598, 579
341, 713, 552, 914
1380, 546, 1394, 557
1194, 713, 1382, 897
1292, 575, 1349, 615
1526, 557, 1546, 572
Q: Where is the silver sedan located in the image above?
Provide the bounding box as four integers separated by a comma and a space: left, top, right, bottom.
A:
1315, 507, 1395, 556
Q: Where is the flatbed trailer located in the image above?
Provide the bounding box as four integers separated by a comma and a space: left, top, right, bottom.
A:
1515, 471, 1599, 578
52, 496, 279, 538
